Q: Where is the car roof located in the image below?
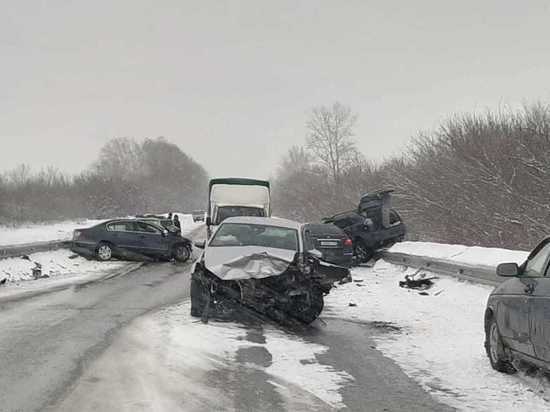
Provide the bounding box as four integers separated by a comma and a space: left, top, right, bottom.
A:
101, 218, 164, 228
221, 216, 302, 230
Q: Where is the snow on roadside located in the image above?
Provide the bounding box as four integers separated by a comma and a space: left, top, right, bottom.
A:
325, 260, 549, 411
0, 248, 128, 283
389, 241, 529, 267
0, 218, 106, 246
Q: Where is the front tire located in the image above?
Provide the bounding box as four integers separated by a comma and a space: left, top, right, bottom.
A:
96, 242, 113, 261
290, 287, 324, 324
486, 317, 516, 374
173, 244, 191, 262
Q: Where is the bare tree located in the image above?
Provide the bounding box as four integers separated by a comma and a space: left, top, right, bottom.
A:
306, 102, 361, 184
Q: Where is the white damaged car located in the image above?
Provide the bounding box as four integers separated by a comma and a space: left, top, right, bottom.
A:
190, 216, 349, 324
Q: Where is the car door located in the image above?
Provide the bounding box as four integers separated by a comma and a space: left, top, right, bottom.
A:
106, 221, 140, 250
497, 242, 550, 357
527, 240, 550, 362
133, 221, 166, 255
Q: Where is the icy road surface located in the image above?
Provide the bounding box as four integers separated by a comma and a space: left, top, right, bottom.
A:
1, 237, 547, 411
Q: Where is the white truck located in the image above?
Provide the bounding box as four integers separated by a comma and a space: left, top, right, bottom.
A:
206, 178, 271, 238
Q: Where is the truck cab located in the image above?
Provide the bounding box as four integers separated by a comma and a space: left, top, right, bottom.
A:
206, 178, 271, 238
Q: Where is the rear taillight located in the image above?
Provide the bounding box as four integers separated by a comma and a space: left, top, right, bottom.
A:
344, 238, 353, 247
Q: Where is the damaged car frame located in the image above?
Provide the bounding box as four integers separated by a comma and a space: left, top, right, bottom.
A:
190, 216, 349, 325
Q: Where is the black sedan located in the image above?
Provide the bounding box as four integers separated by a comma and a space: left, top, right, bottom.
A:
485, 237, 550, 373
71, 219, 193, 262
302, 223, 353, 268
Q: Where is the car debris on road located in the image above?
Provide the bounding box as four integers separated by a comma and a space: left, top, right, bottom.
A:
399, 269, 437, 290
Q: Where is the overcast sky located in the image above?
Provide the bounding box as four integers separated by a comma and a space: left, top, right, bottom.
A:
1, 0, 550, 179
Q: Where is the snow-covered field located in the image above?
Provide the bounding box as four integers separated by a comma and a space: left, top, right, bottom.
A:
390, 241, 529, 267
0, 219, 106, 246
325, 260, 549, 411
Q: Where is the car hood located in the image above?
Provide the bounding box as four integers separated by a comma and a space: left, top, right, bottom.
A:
204, 246, 296, 280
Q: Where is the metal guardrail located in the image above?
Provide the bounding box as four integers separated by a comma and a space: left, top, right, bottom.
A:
0, 240, 70, 260
379, 251, 501, 286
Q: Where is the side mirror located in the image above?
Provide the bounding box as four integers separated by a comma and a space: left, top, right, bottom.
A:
194, 240, 206, 249
206, 216, 212, 226
308, 249, 323, 259
496, 262, 519, 277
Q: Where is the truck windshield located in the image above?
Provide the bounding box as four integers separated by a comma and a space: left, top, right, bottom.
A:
210, 223, 298, 251
215, 206, 265, 224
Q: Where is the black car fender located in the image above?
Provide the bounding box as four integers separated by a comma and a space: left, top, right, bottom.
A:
173, 237, 192, 249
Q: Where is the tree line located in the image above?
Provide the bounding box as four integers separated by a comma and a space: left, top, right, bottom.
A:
0, 137, 209, 224
273, 102, 550, 250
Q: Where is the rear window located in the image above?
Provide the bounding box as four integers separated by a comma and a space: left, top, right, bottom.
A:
215, 206, 265, 224
304, 224, 344, 237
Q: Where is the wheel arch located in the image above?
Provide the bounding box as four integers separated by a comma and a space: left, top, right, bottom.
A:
96, 240, 115, 248
484, 307, 495, 334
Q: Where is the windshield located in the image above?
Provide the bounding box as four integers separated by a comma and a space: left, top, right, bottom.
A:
209, 223, 299, 251
215, 206, 265, 224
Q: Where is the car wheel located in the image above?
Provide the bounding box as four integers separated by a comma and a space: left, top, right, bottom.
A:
290, 287, 324, 324
173, 244, 191, 262
486, 317, 516, 374
354, 240, 373, 264
96, 242, 113, 261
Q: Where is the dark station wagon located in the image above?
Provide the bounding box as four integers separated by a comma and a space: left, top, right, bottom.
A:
71, 219, 193, 262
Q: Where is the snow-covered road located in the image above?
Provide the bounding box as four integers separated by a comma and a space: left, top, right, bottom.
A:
325, 260, 549, 411
55, 259, 550, 411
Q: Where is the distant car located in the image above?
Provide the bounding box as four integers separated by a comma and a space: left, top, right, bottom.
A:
323, 190, 406, 264
71, 219, 192, 262
139, 217, 180, 233
325, 209, 405, 263
192, 211, 205, 222
485, 238, 550, 374
302, 223, 353, 268
190, 216, 349, 324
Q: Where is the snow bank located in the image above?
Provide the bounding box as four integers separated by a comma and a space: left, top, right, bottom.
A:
0, 219, 106, 247
0, 248, 127, 283
390, 241, 529, 267
325, 261, 549, 411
